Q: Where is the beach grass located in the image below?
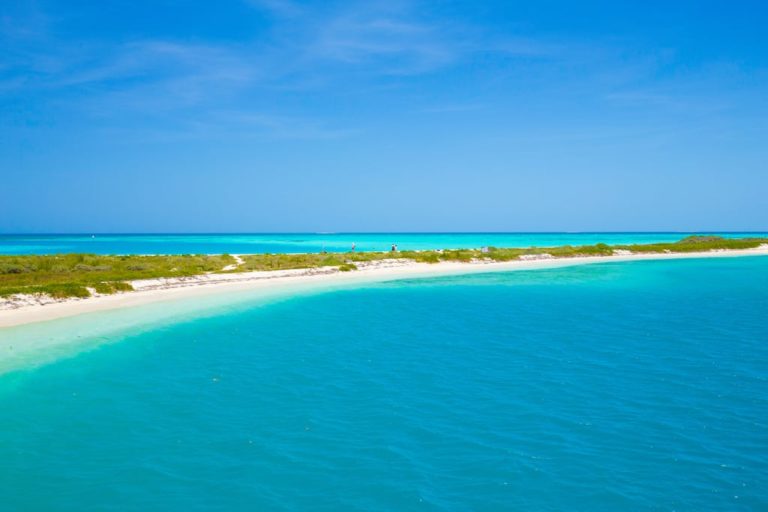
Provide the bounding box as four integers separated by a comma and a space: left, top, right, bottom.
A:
1, 236, 766, 299
0, 254, 235, 298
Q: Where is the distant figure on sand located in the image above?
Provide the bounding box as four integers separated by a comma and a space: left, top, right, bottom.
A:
391, 244, 398, 252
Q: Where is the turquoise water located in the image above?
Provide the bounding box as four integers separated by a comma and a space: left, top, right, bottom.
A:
2, 232, 766, 255
1, 256, 768, 510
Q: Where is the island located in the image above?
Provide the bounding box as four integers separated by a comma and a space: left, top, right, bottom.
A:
2, 235, 767, 327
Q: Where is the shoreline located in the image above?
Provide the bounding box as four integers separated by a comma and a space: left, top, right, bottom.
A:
2, 247, 768, 329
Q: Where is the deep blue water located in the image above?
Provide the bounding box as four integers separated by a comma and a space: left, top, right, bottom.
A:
1, 232, 766, 255
1, 257, 767, 510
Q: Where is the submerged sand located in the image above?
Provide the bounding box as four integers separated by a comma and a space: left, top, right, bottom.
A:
2, 247, 768, 328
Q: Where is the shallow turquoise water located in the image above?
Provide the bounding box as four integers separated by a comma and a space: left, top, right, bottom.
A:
1, 257, 767, 510
2, 232, 766, 255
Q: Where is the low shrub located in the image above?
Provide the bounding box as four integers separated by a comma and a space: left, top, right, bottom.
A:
92, 281, 134, 294
0, 263, 31, 274
74, 264, 112, 272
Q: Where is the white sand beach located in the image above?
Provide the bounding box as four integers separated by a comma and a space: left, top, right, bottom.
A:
2, 247, 768, 329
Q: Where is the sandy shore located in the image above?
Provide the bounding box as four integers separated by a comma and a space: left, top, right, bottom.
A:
2, 247, 768, 329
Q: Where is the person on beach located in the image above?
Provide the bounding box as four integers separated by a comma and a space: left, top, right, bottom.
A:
391, 244, 398, 252
351, 243, 356, 252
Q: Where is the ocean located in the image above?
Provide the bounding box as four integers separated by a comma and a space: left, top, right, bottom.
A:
2, 232, 767, 255
1, 255, 767, 510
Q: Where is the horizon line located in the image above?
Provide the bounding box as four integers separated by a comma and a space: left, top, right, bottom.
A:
2, 231, 767, 236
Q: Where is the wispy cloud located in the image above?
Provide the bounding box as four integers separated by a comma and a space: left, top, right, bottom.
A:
13, 39, 258, 91
309, 13, 455, 74
3, 0, 754, 140
1, 0, 572, 98
245, 0, 303, 18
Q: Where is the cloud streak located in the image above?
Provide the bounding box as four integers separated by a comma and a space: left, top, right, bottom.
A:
2, 0, 757, 141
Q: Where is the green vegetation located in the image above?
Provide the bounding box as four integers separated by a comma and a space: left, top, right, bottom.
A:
616, 236, 767, 253
238, 253, 350, 271
1, 236, 765, 300
0, 253, 235, 299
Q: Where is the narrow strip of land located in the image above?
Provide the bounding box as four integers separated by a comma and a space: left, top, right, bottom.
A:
2, 237, 767, 328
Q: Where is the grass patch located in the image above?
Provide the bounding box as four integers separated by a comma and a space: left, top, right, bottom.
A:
0, 254, 234, 299
91, 281, 134, 294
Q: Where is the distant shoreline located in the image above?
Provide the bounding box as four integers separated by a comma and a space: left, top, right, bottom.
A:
2, 246, 768, 329
3, 232, 768, 259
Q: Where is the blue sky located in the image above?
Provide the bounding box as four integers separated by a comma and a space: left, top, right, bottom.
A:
1, 0, 767, 232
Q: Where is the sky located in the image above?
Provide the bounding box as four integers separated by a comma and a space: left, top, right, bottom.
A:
1, 0, 767, 233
